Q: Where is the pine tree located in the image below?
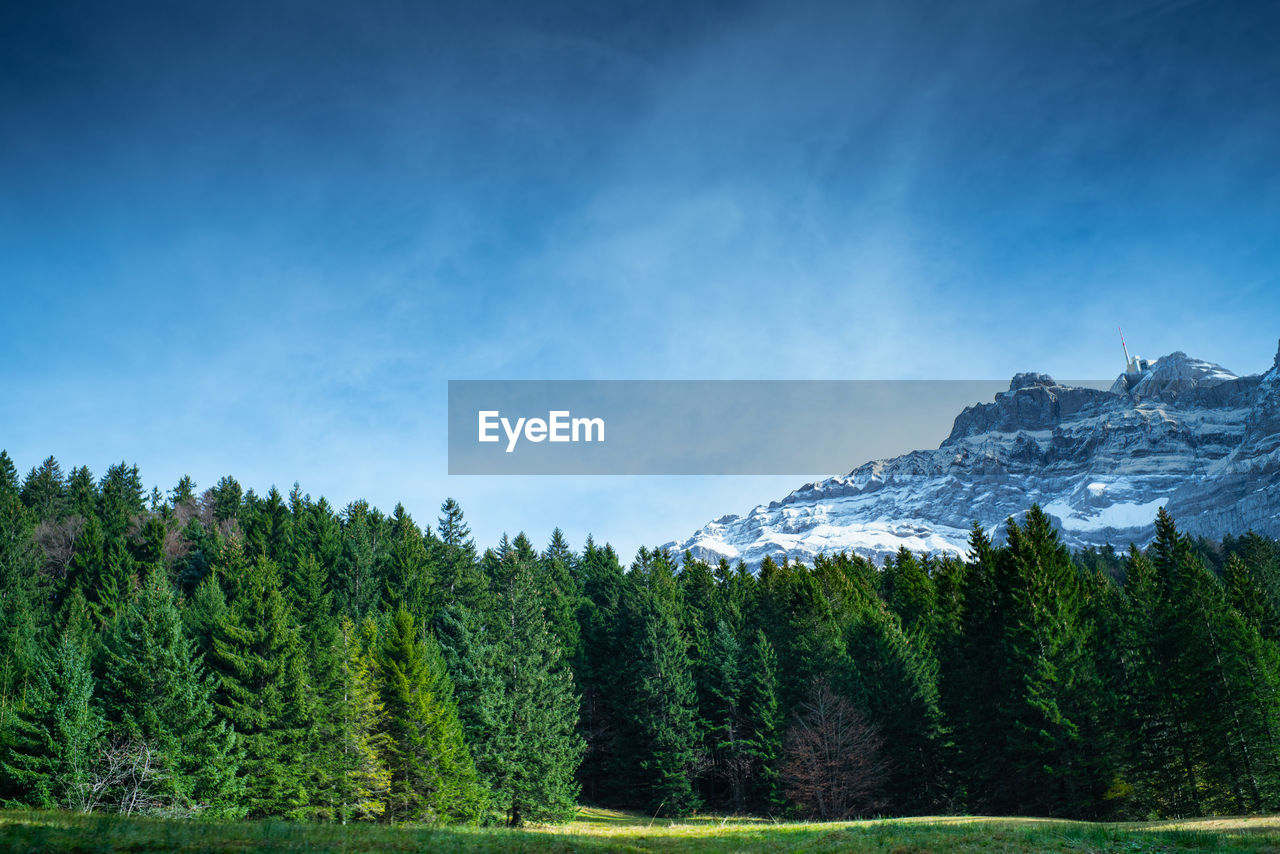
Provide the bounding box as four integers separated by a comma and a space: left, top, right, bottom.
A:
841, 594, 943, 814
432, 499, 488, 616
880, 548, 937, 644
381, 505, 434, 622
20, 456, 67, 521
184, 571, 228, 659
773, 567, 845, 711
2, 631, 103, 810
703, 619, 748, 811
0, 596, 38, 806
741, 629, 784, 814
1149, 510, 1280, 814
487, 560, 585, 825
435, 601, 506, 823
0, 450, 43, 779
65, 515, 133, 625
992, 507, 1105, 816
374, 608, 485, 823
98, 568, 241, 814
942, 522, 1005, 809
573, 537, 626, 804
539, 528, 582, 668
208, 554, 313, 818
210, 476, 243, 525
623, 549, 701, 816
66, 465, 97, 519
321, 617, 391, 823
97, 462, 145, 541
335, 501, 383, 619
170, 475, 197, 508
289, 552, 335, 647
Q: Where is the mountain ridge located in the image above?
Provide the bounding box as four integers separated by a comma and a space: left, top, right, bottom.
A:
666, 341, 1280, 567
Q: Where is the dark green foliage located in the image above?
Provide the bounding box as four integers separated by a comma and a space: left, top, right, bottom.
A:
98, 569, 240, 815
539, 529, 583, 668
741, 630, 784, 814
20, 457, 68, 521
335, 501, 384, 619
1138, 510, 1280, 815
306, 617, 390, 823
572, 537, 626, 805
434, 499, 487, 615
440, 537, 585, 826
880, 548, 937, 644
170, 476, 197, 508
702, 620, 748, 812
210, 477, 243, 525
208, 551, 313, 818
998, 508, 1107, 816
380, 505, 434, 623
183, 572, 228, 659
0, 452, 43, 766
97, 463, 145, 541
943, 512, 1110, 818
840, 595, 942, 814
6, 448, 1280, 825
620, 549, 701, 816
66, 466, 97, 519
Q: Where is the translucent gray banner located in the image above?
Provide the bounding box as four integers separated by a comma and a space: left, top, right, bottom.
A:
448, 380, 1110, 475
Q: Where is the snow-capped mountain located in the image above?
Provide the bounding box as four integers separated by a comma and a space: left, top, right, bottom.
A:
667, 342, 1280, 567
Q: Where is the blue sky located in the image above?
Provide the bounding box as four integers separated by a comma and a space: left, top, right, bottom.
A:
2, 0, 1278, 560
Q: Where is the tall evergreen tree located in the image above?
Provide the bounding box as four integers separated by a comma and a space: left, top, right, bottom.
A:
65, 465, 97, 520
381, 505, 434, 622
489, 559, 583, 825
942, 522, 1005, 808
841, 595, 943, 814
622, 549, 701, 816
208, 553, 313, 818
374, 608, 485, 824
436, 499, 487, 614
320, 617, 391, 823
97, 462, 145, 541
0, 451, 43, 774
740, 629, 784, 814
539, 528, 582, 668
20, 456, 67, 521
993, 507, 1106, 816
1148, 509, 1280, 814
335, 501, 383, 619
702, 619, 749, 811
880, 548, 937, 644
2, 631, 102, 810
573, 536, 626, 804
98, 568, 241, 814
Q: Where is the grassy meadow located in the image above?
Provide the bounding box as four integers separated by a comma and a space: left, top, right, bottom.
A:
3, 807, 1280, 853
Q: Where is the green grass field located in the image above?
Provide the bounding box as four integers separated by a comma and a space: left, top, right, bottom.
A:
3, 806, 1280, 853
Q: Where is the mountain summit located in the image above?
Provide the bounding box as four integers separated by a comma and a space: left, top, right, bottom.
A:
668, 344, 1280, 567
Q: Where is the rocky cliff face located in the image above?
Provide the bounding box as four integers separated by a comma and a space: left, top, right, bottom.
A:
668, 344, 1280, 567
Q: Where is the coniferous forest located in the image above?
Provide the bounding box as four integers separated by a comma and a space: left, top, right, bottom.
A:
3, 451, 1280, 825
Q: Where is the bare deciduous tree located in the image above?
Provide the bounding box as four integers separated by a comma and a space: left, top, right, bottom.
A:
74, 739, 183, 816
781, 680, 887, 820
34, 515, 84, 581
